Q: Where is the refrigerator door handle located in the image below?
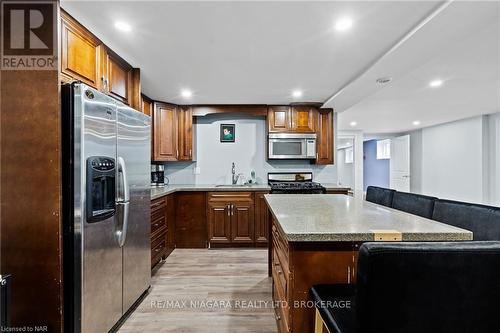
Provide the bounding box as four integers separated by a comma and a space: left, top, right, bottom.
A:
117, 156, 130, 203
116, 202, 130, 247
116, 156, 130, 247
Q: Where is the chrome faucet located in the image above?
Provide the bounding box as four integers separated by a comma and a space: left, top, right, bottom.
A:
232, 162, 239, 185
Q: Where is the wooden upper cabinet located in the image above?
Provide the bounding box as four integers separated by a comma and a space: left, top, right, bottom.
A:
178, 106, 194, 161
103, 50, 131, 105
151, 104, 195, 162
268, 106, 292, 132
60, 12, 101, 88
141, 94, 152, 116
153, 102, 178, 161
60, 10, 141, 110
316, 109, 334, 165
291, 106, 317, 133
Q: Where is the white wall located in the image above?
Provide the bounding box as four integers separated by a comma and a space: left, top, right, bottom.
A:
408, 113, 500, 205
163, 114, 338, 184
488, 113, 500, 206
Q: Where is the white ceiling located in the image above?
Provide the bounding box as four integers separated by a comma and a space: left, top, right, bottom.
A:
333, 1, 500, 133
61, 1, 500, 134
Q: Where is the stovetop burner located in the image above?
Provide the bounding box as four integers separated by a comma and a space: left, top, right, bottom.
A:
268, 172, 326, 194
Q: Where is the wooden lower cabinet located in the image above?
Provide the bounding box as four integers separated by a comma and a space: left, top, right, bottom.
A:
175, 192, 208, 248
207, 192, 255, 247
151, 191, 269, 260
270, 218, 359, 332
255, 192, 270, 246
151, 195, 175, 269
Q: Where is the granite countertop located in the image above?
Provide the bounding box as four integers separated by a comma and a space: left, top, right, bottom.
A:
151, 184, 271, 199
264, 194, 473, 242
151, 183, 352, 200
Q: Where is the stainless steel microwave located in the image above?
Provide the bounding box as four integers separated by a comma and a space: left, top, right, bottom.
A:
268, 133, 316, 160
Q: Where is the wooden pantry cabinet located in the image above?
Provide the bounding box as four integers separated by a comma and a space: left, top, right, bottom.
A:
152, 102, 194, 162
60, 10, 141, 110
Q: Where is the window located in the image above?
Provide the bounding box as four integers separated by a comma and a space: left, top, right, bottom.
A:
344, 147, 354, 164
377, 139, 391, 159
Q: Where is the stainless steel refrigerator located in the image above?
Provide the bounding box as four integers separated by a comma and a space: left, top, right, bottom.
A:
62, 83, 151, 333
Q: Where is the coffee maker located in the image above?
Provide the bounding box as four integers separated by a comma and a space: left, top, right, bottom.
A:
151, 164, 165, 186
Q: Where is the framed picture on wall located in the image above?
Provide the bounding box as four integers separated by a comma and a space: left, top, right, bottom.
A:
220, 124, 235, 142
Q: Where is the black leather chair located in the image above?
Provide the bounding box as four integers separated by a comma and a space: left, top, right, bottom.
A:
391, 191, 437, 219
432, 199, 500, 240
365, 186, 394, 207
311, 242, 500, 333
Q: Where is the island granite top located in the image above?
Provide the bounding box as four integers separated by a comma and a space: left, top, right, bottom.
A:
264, 194, 473, 242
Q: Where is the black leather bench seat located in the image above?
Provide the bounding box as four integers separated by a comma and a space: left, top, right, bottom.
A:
312, 242, 500, 333
432, 199, 500, 240
392, 191, 437, 219
365, 186, 395, 207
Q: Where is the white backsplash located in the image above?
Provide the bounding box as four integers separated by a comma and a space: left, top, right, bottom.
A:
160, 115, 338, 185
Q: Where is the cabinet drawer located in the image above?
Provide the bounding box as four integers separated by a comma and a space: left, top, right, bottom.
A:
208, 192, 254, 202
272, 249, 288, 299
151, 233, 167, 257
272, 223, 289, 272
273, 283, 291, 332
151, 214, 167, 237
151, 198, 166, 213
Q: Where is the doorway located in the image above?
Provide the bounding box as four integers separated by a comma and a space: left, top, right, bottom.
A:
337, 136, 355, 189
390, 135, 411, 192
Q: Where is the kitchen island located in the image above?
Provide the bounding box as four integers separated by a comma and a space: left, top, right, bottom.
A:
265, 194, 473, 333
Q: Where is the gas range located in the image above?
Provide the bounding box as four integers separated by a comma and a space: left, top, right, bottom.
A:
268, 172, 326, 194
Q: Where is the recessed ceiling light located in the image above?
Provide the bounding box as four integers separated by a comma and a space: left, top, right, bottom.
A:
114, 21, 132, 32
429, 79, 443, 88
335, 17, 353, 32
412, 120, 421, 126
292, 90, 303, 98
376, 77, 392, 85
349, 121, 357, 127
181, 89, 192, 98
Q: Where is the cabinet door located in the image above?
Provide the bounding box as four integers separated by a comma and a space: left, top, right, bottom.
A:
254, 192, 269, 245
141, 95, 152, 116
104, 51, 131, 105
268, 106, 291, 132
178, 106, 193, 161
153, 102, 178, 161
175, 192, 207, 248
231, 200, 255, 244
316, 109, 334, 165
207, 201, 232, 244
291, 106, 317, 133
60, 12, 102, 88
